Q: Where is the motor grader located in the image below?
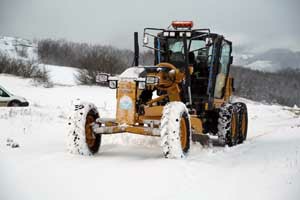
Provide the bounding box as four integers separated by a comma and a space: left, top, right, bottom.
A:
67, 21, 248, 158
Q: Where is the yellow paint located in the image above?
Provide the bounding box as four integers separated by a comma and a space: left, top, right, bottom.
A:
144, 106, 163, 117
190, 116, 203, 134
116, 81, 137, 125
107, 61, 235, 139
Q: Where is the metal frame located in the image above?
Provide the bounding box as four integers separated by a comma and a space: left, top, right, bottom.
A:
142, 26, 229, 107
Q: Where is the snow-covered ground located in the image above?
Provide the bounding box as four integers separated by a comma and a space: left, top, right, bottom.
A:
40, 64, 79, 86
0, 72, 299, 200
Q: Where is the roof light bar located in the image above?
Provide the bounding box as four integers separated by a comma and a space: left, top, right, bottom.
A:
171, 21, 193, 29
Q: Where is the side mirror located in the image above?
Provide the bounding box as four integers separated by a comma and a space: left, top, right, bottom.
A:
205, 38, 212, 46
96, 73, 109, 83
143, 34, 149, 45
229, 56, 233, 65
231, 78, 235, 92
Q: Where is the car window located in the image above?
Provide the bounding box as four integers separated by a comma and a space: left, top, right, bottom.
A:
0, 88, 9, 97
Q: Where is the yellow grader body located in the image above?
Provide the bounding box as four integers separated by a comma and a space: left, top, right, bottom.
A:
96, 63, 233, 139
67, 21, 248, 158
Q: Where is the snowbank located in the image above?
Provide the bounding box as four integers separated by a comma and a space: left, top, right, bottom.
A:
41, 64, 79, 86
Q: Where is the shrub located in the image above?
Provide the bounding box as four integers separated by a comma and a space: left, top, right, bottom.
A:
0, 54, 52, 87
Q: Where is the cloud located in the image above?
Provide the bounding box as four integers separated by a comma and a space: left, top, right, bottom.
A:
0, 0, 299, 51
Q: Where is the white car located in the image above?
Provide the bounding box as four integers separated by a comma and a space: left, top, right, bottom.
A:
0, 85, 29, 107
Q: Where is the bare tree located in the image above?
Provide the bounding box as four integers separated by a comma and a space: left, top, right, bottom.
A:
0, 54, 51, 87
231, 66, 300, 107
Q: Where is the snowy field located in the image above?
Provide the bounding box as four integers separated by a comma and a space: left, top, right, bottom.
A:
0, 72, 300, 200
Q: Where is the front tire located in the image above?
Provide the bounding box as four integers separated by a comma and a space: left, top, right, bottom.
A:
8, 100, 21, 107
67, 101, 101, 155
160, 102, 191, 158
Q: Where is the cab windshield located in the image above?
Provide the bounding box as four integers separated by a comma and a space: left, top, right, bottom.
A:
166, 38, 208, 65
168, 40, 184, 53
167, 38, 206, 53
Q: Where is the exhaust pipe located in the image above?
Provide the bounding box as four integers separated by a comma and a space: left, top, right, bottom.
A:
134, 32, 139, 66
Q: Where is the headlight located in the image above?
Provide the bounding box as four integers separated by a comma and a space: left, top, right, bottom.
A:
138, 81, 146, 89
146, 76, 159, 84
96, 73, 109, 82
179, 32, 191, 37
169, 32, 175, 37
108, 80, 118, 89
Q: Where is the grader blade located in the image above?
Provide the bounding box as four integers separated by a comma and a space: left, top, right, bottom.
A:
192, 134, 211, 147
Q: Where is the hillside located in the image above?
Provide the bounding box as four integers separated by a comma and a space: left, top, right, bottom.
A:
1, 36, 300, 107
0, 36, 37, 61
1, 36, 300, 73
231, 66, 300, 107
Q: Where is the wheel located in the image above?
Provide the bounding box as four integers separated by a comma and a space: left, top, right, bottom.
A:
217, 104, 239, 147
160, 101, 191, 158
8, 100, 21, 107
67, 101, 101, 155
235, 102, 248, 144
228, 109, 239, 146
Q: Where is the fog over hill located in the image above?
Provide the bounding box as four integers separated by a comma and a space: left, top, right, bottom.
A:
234, 48, 300, 72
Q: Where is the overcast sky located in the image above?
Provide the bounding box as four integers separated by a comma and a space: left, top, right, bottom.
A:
0, 0, 299, 52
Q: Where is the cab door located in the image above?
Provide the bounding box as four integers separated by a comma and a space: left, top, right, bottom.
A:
214, 40, 232, 99
0, 88, 10, 106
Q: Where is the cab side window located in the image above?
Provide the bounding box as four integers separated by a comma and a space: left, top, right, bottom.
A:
214, 41, 231, 98
219, 43, 230, 74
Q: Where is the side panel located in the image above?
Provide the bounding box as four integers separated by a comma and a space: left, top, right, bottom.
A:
144, 106, 163, 117
116, 81, 137, 125
224, 77, 233, 102
0, 101, 9, 106
0, 97, 10, 106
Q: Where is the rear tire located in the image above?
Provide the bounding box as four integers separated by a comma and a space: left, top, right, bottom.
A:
235, 102, 248, 144
67, 101, 101, 155
218, 104, 239, 147
160, 102, 191, 158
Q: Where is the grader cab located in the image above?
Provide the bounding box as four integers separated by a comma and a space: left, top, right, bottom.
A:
67, 21, 248, 158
